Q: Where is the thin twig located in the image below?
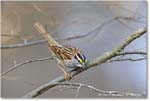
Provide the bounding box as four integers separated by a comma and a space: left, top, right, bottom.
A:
74, 83, 82, 98
23, 27, 147, 98
1, 57, 53, 77
1, 51, 146, 77
108, 57, 146, 63
49, 83, 143, 97
116, 51, 146, 56
104, 51, 147, 63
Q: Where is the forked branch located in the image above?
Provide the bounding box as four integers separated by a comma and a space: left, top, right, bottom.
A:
23, 27, 147, 98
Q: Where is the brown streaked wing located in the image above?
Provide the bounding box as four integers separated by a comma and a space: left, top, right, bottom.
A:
50, 46, 63, 60
50, 45, 78, 60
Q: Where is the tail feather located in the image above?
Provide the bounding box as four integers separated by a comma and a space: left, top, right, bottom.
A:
33, 22, 61, 47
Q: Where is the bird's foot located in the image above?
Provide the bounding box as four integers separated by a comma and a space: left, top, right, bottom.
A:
64, 72, 72, 81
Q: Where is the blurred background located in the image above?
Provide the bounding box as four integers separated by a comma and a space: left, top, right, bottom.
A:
1, 1, 147, 98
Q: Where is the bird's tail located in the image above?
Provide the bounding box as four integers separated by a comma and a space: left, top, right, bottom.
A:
33, 22, 61, 47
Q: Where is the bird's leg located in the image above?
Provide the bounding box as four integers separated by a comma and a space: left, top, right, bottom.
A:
58, 64, 72, 81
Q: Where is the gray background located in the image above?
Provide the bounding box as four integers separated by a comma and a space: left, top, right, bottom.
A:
1, 1, 147, 98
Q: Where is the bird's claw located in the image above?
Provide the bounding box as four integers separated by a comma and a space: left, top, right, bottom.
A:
64, 73, 72, 81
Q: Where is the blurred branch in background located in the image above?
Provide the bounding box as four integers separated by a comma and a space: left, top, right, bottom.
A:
22, 27, 147, 98
1, 16, 146, 49
1, 33, 40, 38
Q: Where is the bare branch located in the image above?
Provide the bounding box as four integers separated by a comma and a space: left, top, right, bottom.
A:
23, 27, 147, 98
1, 51, 146, 77
47, 83, 143, 97
1, 57, 53, 77
107, 57, 146, 63
116, 51, 146, 56
104, 51, 147, 63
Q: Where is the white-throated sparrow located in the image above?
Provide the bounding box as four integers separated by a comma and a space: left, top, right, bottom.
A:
33, 22, 86, 80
